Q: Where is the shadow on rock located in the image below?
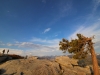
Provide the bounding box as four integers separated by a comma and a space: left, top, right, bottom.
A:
0, 69, 6, 75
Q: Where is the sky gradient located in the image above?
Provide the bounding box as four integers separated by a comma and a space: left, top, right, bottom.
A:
0, 0, 100, 56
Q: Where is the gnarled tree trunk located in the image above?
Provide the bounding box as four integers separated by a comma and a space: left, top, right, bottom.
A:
90, 46, 99, 75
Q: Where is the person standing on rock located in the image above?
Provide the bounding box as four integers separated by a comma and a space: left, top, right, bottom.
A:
25, 55, 28, 59
20, 72, 24, 75
2, 49, 5, 54
7, 49, 9, 54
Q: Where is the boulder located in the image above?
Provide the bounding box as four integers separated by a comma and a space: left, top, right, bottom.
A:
55, 56, 78, 68
0, 56, 7, 63
55, 56, 91, 75
0, 55, 13, 63
76, 72, 86, 75
0, 59, 62, 75
0, 56, 95, 75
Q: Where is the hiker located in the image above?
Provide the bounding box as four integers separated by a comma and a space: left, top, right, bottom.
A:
20, 72, 24, 75
2, 49, 5, 54
26, 55, 28, 59
25, 55, 28, 59
89, 66, 94, 75
7, 49, 9, 54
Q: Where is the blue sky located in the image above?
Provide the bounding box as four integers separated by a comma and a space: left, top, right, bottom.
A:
0, 0, 100, 56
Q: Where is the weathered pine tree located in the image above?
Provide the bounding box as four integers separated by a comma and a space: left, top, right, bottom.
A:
59, 34, 99, 75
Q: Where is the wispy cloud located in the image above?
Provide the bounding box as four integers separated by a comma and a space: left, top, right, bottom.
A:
31, 37, 61, 48
69, 22, 100, 53
7, 43, 13, 46
46, 0, 72, 27
0, 41, 5, 46
6, 42, 49, 49
31, 37, 60, 44
69, 0, 100, 42
98, 18, 100, 20
42, 0, 46, 4
0, 47, 65, 56
93, 0, 100, 12
25, 49, 63, 56
1, 37, 62, 56
68, 0, 100, 53
82, 0, 100, 23
43, 28, 51, 33
58, 0, 72, 17
1, 42, 62, 56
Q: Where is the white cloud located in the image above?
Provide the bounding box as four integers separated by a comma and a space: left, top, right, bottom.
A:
43, 28, 51, 33
31, 37, 62, 49
18, 42, 41, 48
2, 40, 62, 56
69, 23, 100, 40
31, 37, 60, 44
7, 43, 13, 46
0, 46, 63, 56
0, 41, 5, 46
0, 36, 63, 56
24, 47, 64, 56
6, 42, 46, 49
19, 42, 59, 50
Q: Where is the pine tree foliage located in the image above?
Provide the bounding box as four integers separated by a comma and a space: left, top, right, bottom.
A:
59, 34, 94, 59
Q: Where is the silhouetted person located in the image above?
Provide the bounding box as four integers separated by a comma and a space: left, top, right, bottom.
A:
89, 66, 94, 75
20, 72, 24, 75
25, 55, 28, 59
7, 49, 9, 54
2, 49, 5, 54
